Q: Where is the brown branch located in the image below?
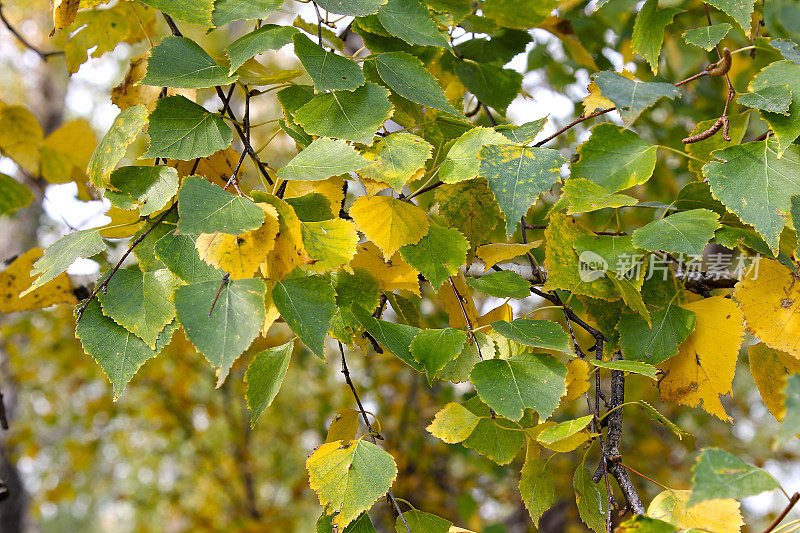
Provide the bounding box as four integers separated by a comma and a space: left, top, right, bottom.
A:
763, 493, 800, 533
338, 342, 409, 532
76, 204, 177, 320
0, 3, 64, 60
209, 273, 231, 317
0, 386, 8, 430
448, 277, 484, 360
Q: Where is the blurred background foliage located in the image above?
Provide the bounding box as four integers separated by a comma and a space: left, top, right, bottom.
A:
0, 0, 798, 531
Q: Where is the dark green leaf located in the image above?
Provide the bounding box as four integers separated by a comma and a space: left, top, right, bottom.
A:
520, 457, 555, 527
212, 0, 282, 26
226, 24, 297, 74
399, 224, 468, 289
772, 39, 800, 65
396, 511, 452, 533
748, 60, 800, 155
632, 209, 721, 256
351, 305, 424, 371
632, 0, 683, 74
245, 339, 294, 427
277, 137, 368, 182
315, 0, 386, 16
688, 447, 780, 506
410, 328, 467, 379
106, 166, 179, 216
683, 23, 732, 51
154, 231, 224, 283
738, 85, 792, 115
703, 0, 756, 35
491, 319, 571, 353
176, 176, 265, 235
455, 61, 523, 112
143, 96, 233, 160
293, 33, 365, 91
273, 275, 336, 358
592, 71, 680, 123
141, 36, 237, 89
465, 270, 530, 299
375, 52, 461, 116
377, 0, 449, 48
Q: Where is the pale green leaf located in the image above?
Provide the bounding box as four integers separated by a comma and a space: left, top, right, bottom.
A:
106, 166, 179, 216
775, 374, 800, 447
176, 176, 265, 235
592, 71, 680, 123
561, 178, 638, 215
23, 230, 105, 296
703, 0, 756, 36
396, 511, 452, 533
536, 415, 593, 445
273, 275, 336, 358
465, 270, 530, 299
591, 359, 659, 379
520, 456, 555, 527
293, 33, 365, 92
278, 137, 369, 182
632, 0, 683, 74
683, 23, 732, 51
399, 224, 468, 289
0, 173, 33, 216
491, 319, 571, 353
426, 402, 481, 444
440, 127, 511, 184
357, 132, 433, 190
226, 24, 297, 75
315, 0, 386, 16
212, 0, 282, 26
688, 447, 779, 506
375, 52, 461, 116
632, 209, 721, 256
749, 61, 800, 155
377, 0, 448, 48
87, 105, 148, 188
574, 463, 608, 533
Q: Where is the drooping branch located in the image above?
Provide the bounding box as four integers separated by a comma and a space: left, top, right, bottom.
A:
0, 3, 64, 61
338, 342, 409, 532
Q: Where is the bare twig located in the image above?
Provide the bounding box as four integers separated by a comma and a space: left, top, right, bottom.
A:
209, 273, 231, 317
0, 3, 64, 60
764, 493, 800, 533
448, 277, 484, 360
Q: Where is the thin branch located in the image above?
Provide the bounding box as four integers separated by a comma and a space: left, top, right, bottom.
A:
209, 273, 231, 317
448, 277, 484, 360
0, 386, 8, 430
0, 3, 64, 60
534, 107, 616, 147
764, 493, 800, 533
76, 204, 177, 320
338, 342, 409, 532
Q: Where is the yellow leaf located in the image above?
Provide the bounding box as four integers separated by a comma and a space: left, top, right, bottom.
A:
261, 280, 280, 336
648, 490, 743, 533
436, 270, 478, 328
257, 194, 311, 280
196, 203, 280, 279
169, 147, 245, 189
326, 408, 361, 444
300, 219, 358, 273
283, 176, 345, 210
112, 52, 196, 112
475, 242, 539, 272
98, 206, 143, 238
350, 242, 420, 296
52, 0, 80, 34
0, 249, 75, 313
734, 259, 800, 359
748, 343, 800, 421
40, 119, 97, 184
527, 421, 590, 452
427, 403, 481, 444
360, 176, 392, 197
582, 81, 614, 117
349, 195, 430, 259
476, 302, 513, 327
0, 105, 43, 173
563, 358, 591, 402
658, 296, 744, 422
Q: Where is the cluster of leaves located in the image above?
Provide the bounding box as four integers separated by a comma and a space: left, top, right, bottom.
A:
2, 0, 800, 531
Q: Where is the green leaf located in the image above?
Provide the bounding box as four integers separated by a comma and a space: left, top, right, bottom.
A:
399, 224, 468, 289
737, 85, 792, 115
357, 132, 433, 190
470, 353, 567, 421
574, 463, 608, 533
106, 166, 179, 216
377, 0, 448, 48
440, 126, 511, 184
426, 402, 481, 444
574, 234, 641, 278
491, 319, 571, 353
632, 209, 721, 256
132, 221, 174, 272
618, 301, 695, 365
306, 439, 397, 529
351, 305, 424, 371
245, 339, 294, 427
278, 137, 368, 182
455, 61, 523, 112
154, 231, 224, 283
592, 71, 680, 123
285, 194, 334, 222
438, 331, 493, 382
688, 447, 780, 506
461, 397, 525, 464
592, 359, 659, 379
632, 0, 683, 74
375, 52, 461, 116
0, 172, 33, 215
749, 61, 800, 155
571, 123, 657, 192
87, 105, 148, 188
294, 83, 393, 143
436, 179, 503, 247
537, 415, 593, 445
617, 515, 678, 533
97, 269, 178, 348
226, 24, 297, 75
141, 36, 236, 89
520, 456, 555, 527
560, 178, 638, 215
174, 277, 266, 384
396, 511, 452, 533
315, 0, 386, 16
482, 0, 555, 29
703, 0, 756, 35
138, 0, 214, 26
608, 274, 651, 325
176, 176, 265, 235
772, 39, 800, 65
330, 269, 380, 343
273, 275, 336, 358
775, 374, 800, 447
22, 229, 105, 296
76, 300, 171, 400
465, 270, 530, 299
300, 219, 359, 273
293, 33, 365, 92
409, 328, 467, 379
143, 96, 233, 160
686, 112, 749, 176
683, 23, 732, 51
212, 0, 282, 26
637, 400, 691, 440
703, 139, 800, 253
478, 144, 565, 237
317, 512, 377, 533
496, 117, 547, 144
